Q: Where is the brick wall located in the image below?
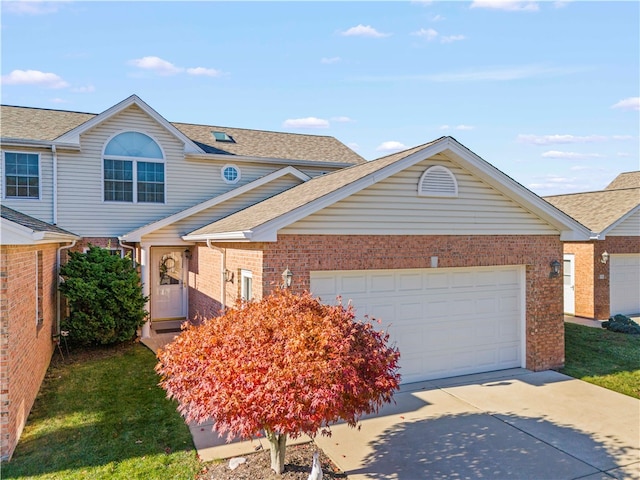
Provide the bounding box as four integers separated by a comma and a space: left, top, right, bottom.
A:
198, 234, 564, 372
1, 243, 60, 461
564, 236, 640, 320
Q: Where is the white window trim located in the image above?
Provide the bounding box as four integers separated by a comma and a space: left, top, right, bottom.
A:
240, 269, 253, 301
101, 131, 166, 204
221, 164, 241, 185
3, 150, 41, 201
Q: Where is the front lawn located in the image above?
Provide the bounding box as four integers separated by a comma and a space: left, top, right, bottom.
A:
2, 343, 201, 479
561, 322, 640, 399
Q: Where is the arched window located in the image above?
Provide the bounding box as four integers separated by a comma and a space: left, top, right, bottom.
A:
103, 132, 165, 203
418, 165, 458, 198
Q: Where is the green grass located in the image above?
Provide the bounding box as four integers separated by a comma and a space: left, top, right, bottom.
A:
561, 323, 640, 399
2, 343, 201, 479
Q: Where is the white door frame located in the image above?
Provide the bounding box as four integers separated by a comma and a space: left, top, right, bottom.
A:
563, 254, 575, 315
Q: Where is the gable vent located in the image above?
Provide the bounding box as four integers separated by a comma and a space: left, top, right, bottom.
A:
418, 165, 458, 197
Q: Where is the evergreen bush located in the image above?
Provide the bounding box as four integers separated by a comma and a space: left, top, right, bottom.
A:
59, 245, 148, 345
602, 314, 640, 335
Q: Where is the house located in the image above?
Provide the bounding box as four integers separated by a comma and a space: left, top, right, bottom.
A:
545, 173, 640, 319
0, 206, 79, 461
1, 94, 590, 460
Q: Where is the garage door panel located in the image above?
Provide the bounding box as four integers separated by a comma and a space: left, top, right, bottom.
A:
610, 254, 640, 315
311, 266, 523, 383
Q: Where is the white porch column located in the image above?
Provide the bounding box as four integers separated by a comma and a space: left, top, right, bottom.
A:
140, 243, 151, 339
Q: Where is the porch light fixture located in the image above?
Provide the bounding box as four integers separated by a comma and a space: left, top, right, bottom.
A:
184, 248, 192, 260
601, 251, 609, 264
282, 267, 293, 288
224, 269, 234, 283
550, 260, 561, 278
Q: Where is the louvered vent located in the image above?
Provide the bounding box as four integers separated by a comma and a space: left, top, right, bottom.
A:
418, 165, 458, 197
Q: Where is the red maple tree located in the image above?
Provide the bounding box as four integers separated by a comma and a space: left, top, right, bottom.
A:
156, 289, 401, 474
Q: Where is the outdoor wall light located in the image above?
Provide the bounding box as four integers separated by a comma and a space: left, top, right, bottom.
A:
601, 251, 609, 264
224, 269, 234, 283
550, 260, 561, 278
184, 248, 192, 260
282, 267, 293, 288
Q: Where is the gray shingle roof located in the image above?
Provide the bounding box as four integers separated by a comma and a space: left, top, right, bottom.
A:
1, 205, 78, 236
0, 105, 364, 165
544, 187, 640, 233
187, 140, 439, 237
606, 171, 640, 190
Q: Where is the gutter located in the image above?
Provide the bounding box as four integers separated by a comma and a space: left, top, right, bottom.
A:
56, 240, 77, 337
206, 239, 227, 312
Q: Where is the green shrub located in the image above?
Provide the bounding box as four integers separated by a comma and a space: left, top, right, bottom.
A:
59, 245, 149, 345
602, 314, 640, 335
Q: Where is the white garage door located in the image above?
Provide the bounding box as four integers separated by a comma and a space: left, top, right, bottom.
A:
311, 266, 524, 384
610, 254, 640, 315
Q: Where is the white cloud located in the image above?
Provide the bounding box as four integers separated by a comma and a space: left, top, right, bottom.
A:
517, 134, 627, 145
541, 150, 603, 160
1, 69, 69, 88
439, 125, 450, 130
341, 24, 390, 38
128, 56, 183, 76
431, 14, 445, 21
441, 34, 466, 43
2, 1, 63, 15
471, 1, 539, 12
347, 142, 360, 151
50, 98, 67, 104
321, 57, 342, 64
412, 28, 438, 41
186, 67, 222, 77
611, 97, 640, 111
71, 85, 95, 93
282, 117, 330, 129
376, 141, 408, 152
331, 116, 353, 123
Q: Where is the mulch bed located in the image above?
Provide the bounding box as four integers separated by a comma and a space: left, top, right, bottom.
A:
197, 442, 348, 479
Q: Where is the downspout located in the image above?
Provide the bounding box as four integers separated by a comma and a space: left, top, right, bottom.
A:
118, 239, 137, 265
52, 144, 58, 225
206, 239, 226, 312
56, 240, 77, 336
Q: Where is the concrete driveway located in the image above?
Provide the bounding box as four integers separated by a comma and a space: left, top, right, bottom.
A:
314, 369, 640, 480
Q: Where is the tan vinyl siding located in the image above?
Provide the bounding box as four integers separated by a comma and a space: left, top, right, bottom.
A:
282, 156, 558, 236
0, 147, 54, 224
143, 176, 304, 243
55, 105, 290, 237
608, 210, 640, 236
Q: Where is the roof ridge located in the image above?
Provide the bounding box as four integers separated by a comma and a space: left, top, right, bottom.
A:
544, 186, 640, 199
1, 104, 97, 116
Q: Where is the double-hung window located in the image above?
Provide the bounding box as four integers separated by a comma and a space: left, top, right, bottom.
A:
4, 152, 40, 199
103, 132, 165, 203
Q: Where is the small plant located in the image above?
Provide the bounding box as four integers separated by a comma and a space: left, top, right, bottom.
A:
59, 245, 149, 346
602, 314, 640, 335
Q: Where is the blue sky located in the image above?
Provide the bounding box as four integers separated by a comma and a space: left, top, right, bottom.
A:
2, 1, 638, 196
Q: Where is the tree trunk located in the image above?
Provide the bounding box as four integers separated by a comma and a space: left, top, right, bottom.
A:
265, 429, 287, 474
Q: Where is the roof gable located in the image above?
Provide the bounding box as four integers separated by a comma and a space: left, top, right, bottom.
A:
544, 187, 640, 234
184, 137, 591, 242
606, 171, 640, 190
54, 95, 202, 154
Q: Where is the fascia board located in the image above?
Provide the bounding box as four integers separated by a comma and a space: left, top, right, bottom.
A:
182, 231, 254, 242
445, 140, 592, 241
0, 220, 36, 244
121, 166, 311, 242
185, 152, 356, 169
0, 138, 80, 151
55, 94, 204, 154
0, 220, 79, 244
598, 204, 640, 239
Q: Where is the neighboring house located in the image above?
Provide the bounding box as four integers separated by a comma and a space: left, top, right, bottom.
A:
1, 94, 590, 460
545, 172, 640, 319
0, 206, 79, 461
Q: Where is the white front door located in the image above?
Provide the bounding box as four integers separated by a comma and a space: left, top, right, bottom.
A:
151, 248, 186, 321
563, 254, 575, 315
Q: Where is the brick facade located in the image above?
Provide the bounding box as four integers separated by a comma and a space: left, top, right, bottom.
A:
564, 236, 640, 320
1, 243, 60, 461
196, 234, 565, 373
